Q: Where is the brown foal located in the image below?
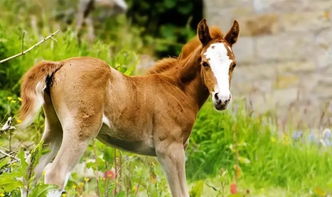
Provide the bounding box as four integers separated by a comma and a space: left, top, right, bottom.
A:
18, 19, 239, 197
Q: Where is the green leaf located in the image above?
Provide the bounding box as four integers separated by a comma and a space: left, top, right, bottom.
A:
238, 156, 251, 165
189, 180, 204, 197
227, 194, 244, 197
163, 0, 176, 9
116, 191, 126, 197
0, 157, 10, 169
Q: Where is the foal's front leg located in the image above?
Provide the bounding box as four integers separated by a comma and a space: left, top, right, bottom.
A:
156, 141, 189, 197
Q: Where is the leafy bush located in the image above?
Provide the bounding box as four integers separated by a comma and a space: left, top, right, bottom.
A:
126, 0, 202, 56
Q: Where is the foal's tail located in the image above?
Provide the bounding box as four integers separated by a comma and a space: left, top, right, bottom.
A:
18, 61, 63, 129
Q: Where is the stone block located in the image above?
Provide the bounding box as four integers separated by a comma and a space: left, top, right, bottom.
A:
256, 32, 315, 61
276, 61, 316, 73
279, 11, 331, 33
205, 0, 252, 9
272, 88, 298, 107
206, 7, 255, 30
274, 73, 300, 89
253, 0, 332, 13
239, 14, 280, 36
233, 36, 256, 64
312, 27, 332, 68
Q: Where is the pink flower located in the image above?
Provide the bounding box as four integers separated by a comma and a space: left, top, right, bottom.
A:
104, 168, 116, 180
230, 183, 237, 194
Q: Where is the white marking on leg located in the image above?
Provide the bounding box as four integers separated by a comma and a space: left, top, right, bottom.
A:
47, 189, 63, 197
204, 43, 232, 102
102, 114, 111, 128
63, 172, 71, 187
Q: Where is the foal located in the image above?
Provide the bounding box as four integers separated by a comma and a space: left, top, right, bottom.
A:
18, 19, 239, 197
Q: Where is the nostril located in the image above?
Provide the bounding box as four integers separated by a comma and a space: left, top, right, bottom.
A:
227, 95, 232, 102
214, 93, 219, 100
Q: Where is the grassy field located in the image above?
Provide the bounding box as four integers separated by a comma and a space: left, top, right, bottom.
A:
0, 1, 332, 196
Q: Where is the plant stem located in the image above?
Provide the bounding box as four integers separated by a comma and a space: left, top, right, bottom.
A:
0, 30, 60, 64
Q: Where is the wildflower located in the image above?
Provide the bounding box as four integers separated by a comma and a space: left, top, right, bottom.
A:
104, 168, 116, 180
230, 183, 237, 194
132, 185, 138, 193
84, 177, 90, 182
18, 97, 22, 101
292, 130, 303, 141
7, 96, 12, 101
320, 128, 332, 147
233, 165, 241, 179
78, 182, 84, 187
0, 193, 5, 197
282, 135, 291, 145
307, 131, 317, 144
270, 136, 276, 143
150, 174, 157, 184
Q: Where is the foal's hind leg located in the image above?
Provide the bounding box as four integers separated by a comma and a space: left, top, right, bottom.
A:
44, 115, 102, 193
35, 94, 63, 179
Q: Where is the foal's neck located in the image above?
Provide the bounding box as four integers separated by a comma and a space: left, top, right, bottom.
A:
176, 47, 209, 110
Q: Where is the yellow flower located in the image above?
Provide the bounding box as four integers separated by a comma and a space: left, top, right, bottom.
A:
72, 184, 77, 189
61, 193, 67, 197
132, 185, 138, 192
0, 193, 5, 197
84, 177, 90, 182
233, 164, 242, 179
16, 119, 22, 124
282, 135, 291, 145
18, 97, 22, 101
11, 100, 17, 103
7, 96, 13, 101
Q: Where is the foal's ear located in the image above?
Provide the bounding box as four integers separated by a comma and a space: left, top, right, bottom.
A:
225, 20, 240, 46
197, 19, 212, 46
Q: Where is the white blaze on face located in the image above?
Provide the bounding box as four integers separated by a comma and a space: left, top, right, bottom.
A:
204, 43, 232, 103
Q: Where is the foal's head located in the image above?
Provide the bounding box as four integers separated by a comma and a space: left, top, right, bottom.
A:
198, 19, 239, 110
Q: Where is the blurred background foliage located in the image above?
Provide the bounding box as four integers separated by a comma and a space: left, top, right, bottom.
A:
126, 0, 202, 56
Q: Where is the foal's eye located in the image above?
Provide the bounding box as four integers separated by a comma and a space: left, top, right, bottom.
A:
202, 62, 209, 67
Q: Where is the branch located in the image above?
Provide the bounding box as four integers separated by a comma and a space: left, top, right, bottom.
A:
0, 30, 60, 64
0, 149, 19, 162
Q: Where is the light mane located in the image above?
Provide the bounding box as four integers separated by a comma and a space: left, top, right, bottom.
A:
147, 26, 224, 75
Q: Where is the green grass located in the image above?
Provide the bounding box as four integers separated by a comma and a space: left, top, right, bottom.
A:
1, 98, 331, 196
187, 101, 332, 196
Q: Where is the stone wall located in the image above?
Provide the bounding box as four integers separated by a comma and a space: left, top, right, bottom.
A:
205, 0, 332, 127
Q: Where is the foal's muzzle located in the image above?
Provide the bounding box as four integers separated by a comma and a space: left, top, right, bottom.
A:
213, 92, 231, 111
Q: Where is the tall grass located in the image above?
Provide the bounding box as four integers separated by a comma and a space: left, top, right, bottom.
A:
187, 100, 332, 195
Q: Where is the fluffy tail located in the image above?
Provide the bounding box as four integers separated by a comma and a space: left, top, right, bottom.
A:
18, 61, 63, 129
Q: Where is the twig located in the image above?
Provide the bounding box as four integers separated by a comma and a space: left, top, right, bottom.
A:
21, 31, 25, 54
0, 30, 60, 64
0, 149, 19, 161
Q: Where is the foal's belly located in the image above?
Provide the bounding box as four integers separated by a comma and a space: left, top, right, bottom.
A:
97, 124, 156, 156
